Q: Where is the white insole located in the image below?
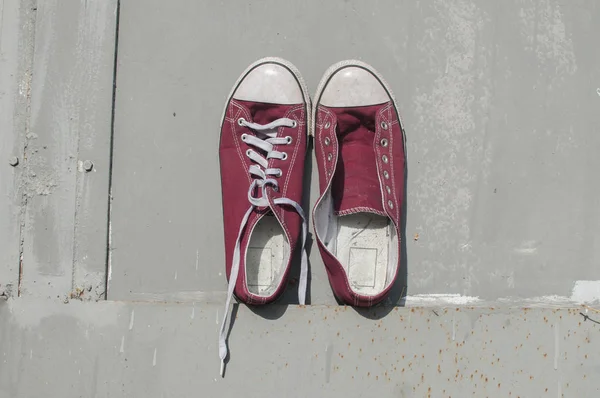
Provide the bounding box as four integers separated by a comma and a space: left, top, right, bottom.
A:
336, 213, 389, 295
246, 215, 287, 296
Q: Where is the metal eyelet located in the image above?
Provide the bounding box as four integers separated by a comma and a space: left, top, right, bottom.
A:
388, 200, 394, 209
324, 137, 331, 146
276, 169, 283, 177
324, 121, 331, 129
382, 155, 389, 164
380, 138, 388, 147
238, 118, 245, 126
383, 170, 389, 179
241, 134, 248, 142
246, 149, 252, 157
327, 153, 333, 162
291, 120, 298, 128
381, 121, 388, 130
386, 186, 391, 194
282, 153, 288, 160
286, 136, 293, 144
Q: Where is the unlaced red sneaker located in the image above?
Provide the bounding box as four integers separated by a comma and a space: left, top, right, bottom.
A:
312, 60, 406, 307
218, 57, 310, 375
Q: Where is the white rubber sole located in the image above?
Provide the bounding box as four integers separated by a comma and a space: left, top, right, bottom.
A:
219, 57, 311, 297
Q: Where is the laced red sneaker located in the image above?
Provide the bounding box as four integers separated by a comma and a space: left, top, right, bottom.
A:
312, 60, 406, 307
218, 58, 310, 375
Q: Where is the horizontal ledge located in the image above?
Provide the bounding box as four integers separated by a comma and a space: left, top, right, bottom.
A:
106, 291, 600, 310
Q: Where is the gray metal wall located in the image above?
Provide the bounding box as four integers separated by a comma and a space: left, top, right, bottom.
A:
1, 0, 600, 397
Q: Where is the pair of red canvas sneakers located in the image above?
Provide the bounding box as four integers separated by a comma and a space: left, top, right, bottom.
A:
218, 58, 406, 375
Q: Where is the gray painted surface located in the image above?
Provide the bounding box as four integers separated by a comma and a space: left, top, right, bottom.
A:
2, 300, 600, 397
110, 0, 600, 303
1, 1, 600, 397
0, 0, 35, 299
20, 0, 116, 300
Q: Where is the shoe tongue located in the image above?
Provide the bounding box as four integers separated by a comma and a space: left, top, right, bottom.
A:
330, 105, 386, 216
235, 99, 293, 125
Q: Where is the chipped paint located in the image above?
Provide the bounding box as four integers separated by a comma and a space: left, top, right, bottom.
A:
406, 294, 482, 305
570, 281, 600, 304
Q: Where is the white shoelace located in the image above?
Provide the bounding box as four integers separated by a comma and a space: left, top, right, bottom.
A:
218, 117, 308, 376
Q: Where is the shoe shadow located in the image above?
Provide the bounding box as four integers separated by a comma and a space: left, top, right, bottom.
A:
354, 127, 409, 320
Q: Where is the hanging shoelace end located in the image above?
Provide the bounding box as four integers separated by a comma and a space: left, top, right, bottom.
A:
220, 360, 225, 378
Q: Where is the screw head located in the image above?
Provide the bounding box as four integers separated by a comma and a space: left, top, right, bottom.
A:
8, 157, 19, 167
83, 160, 93, 172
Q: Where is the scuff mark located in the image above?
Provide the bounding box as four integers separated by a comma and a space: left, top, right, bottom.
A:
119, 336, 125, 353
554, 321, 559, 370
514, 240, 540, 255
152, 348, 157, 367
452, 314, 456, 341
324, 343, 333, 383
128, 309, 134, 330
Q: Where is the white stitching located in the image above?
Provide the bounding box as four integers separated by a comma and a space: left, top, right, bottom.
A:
335, 207, 387, 217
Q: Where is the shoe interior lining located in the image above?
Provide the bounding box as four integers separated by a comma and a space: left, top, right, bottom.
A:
245, 214, 289, 297
335, 213, 390, 295
315, 192, 398, 297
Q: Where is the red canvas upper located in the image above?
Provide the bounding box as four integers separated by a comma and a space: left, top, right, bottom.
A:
219, 99, 307, 304
314, 102, 405, 306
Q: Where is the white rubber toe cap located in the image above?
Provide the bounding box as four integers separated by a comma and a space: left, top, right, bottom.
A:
319, 66, 390, 107
233, 63, 303, 104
